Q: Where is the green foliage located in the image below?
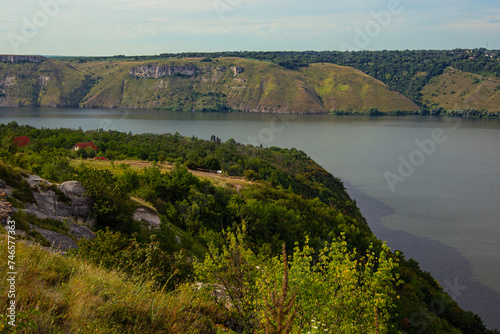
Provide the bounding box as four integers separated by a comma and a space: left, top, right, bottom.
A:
262, 244, 297, 334
10, 210, 72, 243
268, 238, 398, 334
11, 179, 35, 204
194, 227, 261, 330
26, 229, 51, 247
0, 124, 494, 333
194, 229, 400, 333
73, 228, 194, 289
76, 165, 137, 232
0, 161, 23, 186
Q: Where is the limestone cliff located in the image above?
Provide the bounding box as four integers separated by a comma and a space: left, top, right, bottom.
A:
0, 55, 43, 63
129, 64, 199, 78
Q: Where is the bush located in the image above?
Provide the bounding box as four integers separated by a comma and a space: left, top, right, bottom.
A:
74, 229, 194, 290
12, 180, 35, 203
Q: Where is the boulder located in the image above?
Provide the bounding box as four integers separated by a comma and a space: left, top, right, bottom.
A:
35, 227, 78, 251
57, 181, 93, 218
26, 174, 51, 188
32, 191, 59, 216
133, 207, 161, 229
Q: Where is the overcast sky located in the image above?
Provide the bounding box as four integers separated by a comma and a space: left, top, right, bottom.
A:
1, 0, 499, 56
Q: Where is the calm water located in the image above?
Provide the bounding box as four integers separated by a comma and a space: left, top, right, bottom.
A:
1, 107, 499, 329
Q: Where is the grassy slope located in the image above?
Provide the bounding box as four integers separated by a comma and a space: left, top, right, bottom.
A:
0, 59, 89, 107
0, 57, 418, 113
421, 67, 500, 112
3, 56, 500, 114
76, 57, 418, 113
300, 63, 419, 112
0, 235, 222, 334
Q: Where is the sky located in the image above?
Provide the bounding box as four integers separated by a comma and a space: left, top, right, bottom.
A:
0, 0, 499, 56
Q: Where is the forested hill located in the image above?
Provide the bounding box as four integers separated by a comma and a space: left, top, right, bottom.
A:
0, 122, 496, 333
1, 49, 500, 115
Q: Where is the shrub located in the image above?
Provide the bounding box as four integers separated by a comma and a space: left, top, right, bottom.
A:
11, 180, 35, 203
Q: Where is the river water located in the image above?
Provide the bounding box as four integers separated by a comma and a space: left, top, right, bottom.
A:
1, 107, 499, 329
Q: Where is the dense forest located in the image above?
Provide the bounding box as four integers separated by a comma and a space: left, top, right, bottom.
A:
1, 122, 497, 333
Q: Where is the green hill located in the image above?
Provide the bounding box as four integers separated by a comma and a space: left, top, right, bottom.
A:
300, 63, 419, 112
77, 57, 419, 113
421, 67, 500, 113
0, 57, 92, 107
1, 56, 419, 113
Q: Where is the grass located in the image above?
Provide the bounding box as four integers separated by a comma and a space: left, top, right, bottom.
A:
0, 236, 232, 333
421, 67, 500, 113
300, 63, 419, 113
0, 59, 89, 108
11, 180, 35, 204
63, 57, 418, 113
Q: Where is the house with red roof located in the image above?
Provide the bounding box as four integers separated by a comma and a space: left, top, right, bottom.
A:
13, 136, 30, 147
72, 142, 98, 151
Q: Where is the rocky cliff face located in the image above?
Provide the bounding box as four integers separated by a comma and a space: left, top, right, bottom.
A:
1, 171, 166, 250
0, 55, 43, 63
129, 64, 199, 78
1, 174, 96, 251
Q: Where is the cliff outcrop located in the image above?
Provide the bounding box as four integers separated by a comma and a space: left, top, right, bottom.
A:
1, 173, 96, 251
0, 55, 43, 63
129, 64, 199, 78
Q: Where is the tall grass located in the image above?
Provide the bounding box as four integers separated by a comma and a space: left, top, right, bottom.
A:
0, 236, 226, 333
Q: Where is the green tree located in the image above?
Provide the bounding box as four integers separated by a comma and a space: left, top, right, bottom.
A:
76, 165, 136, 232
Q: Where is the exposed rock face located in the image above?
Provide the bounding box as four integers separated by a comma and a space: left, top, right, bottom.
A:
230, 66, 244, 75
4, 174, 96, 251
38, 75, 50, 89
58, 181, 94, 221
0, 55, 43, 63
29, 180, 95, 228
129, 64, 199, 78
26, 174, 50, 188
133, 207, 161, 229
36, 227, 78, 251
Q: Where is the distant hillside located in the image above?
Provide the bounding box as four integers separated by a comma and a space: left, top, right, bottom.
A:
300, 63, 418, 113
77, 57, 419, 113
0, 56, 418, 113
0, 57, 92, 107
3, 52, 500, 115
421, 67, 500, 112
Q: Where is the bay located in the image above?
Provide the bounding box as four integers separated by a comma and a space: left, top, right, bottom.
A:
1, 107, 499, 329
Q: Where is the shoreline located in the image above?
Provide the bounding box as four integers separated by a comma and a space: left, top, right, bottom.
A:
0, 105, 499, 119
344, 180, 500, 330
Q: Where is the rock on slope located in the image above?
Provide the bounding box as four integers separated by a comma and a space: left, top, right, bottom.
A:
1, 173, 96, 251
